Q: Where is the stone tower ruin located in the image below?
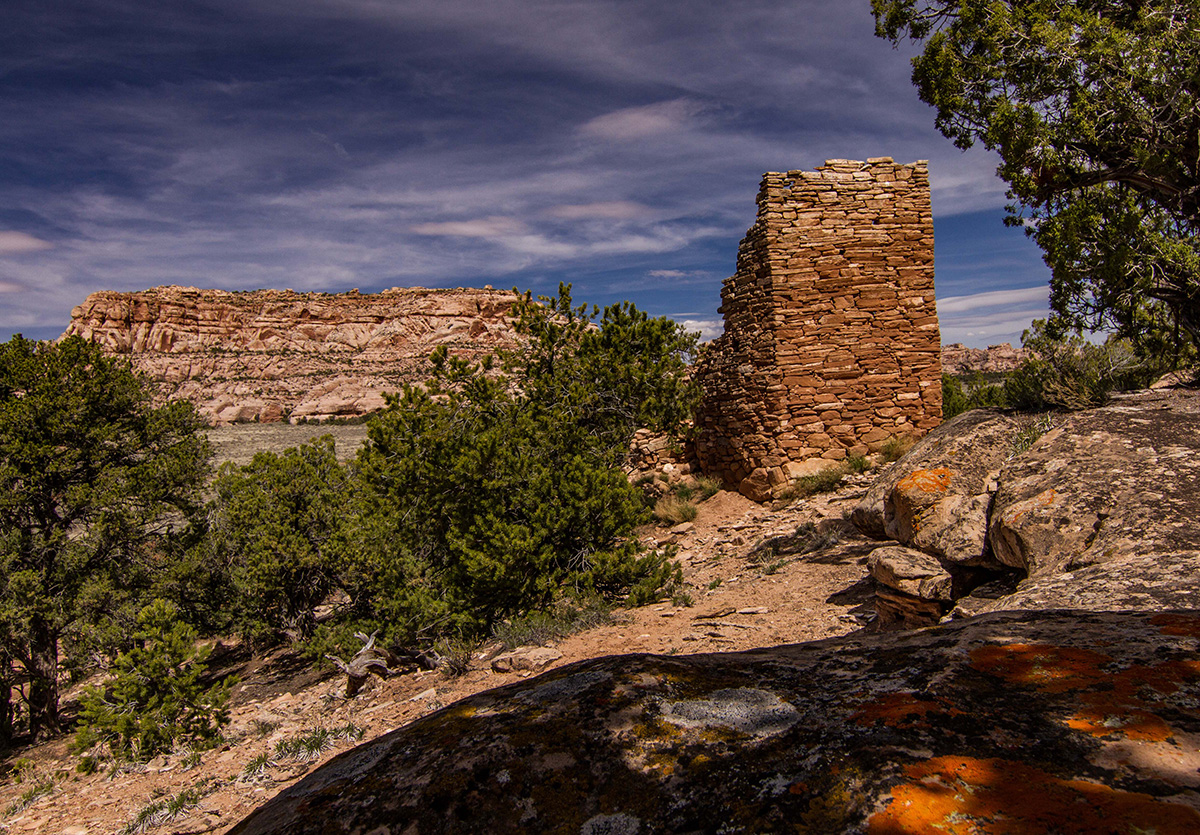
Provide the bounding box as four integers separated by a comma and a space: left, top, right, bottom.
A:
695, 158, 942, 501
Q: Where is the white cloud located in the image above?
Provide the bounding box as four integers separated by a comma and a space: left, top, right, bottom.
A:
939, 308, 1050, 345
0, 231, 54, 255
580, 99, 702, 141
544, 201, 650, 220
411, 216, 530, 237
676, 317, 723, 342
937, 285, 1048, 314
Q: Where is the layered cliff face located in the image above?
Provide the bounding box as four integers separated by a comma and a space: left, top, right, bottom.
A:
941, 342, 1028, 375
62, 285, 520, 424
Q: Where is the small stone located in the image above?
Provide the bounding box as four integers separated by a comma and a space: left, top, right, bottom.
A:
491, 646, 563, 673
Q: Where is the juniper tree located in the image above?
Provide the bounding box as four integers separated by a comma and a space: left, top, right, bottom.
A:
874, 0, 1200, 360
0, 335, 210, 740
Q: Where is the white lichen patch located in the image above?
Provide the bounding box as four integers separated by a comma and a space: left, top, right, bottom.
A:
580, 812, 643, 834
661, 688, 800, 737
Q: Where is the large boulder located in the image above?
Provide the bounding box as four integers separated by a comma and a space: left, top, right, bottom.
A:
988, 396, 1200, 577
867, 544, 963, 629
231, 610, 1200, 834
852, 409, 1021, 566
854, 389, 1200, 626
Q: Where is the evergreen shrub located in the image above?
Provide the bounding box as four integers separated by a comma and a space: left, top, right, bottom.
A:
73, 600, 234, 762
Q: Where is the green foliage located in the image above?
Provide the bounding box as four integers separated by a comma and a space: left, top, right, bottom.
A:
209, 288, 695, 656
944, 324, 1161, 418
73, 600, 233, 762
506, 286, 701, 461
242, 752, 272, 779
879, 435, 915, 463
272, 723, 363, 763
329, 285, 695, 644
874, 0, 1200, 360
693, 476, 724, 499
1005, 321, 1158, 411
121, 784, 210, 835
0, 335, 211, 740
748, 522, 840, 569
492, 599, 612, 650
1009, 413, 1059, 458
942, 373, 1010, 419
433, 638, 475, 677
3, 759, 55, 816
202, 436, 351, 645
623, 549, 685, 609
775, 466, 847, 503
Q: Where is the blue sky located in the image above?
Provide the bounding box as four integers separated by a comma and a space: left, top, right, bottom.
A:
0, 0, 1051, 347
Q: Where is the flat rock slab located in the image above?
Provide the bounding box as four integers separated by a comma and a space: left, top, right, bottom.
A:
867, 544, 956, 601
231, 610, 1200, 835
989, 394, 1200, 577
978, 551, 1200, 615
490, 646, 563, 673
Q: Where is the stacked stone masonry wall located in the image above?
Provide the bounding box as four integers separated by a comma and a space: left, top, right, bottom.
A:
695, 158, 942, 501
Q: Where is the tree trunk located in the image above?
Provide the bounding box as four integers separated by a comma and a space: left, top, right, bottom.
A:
26, 617, 59, 740
0, 655, 11, 748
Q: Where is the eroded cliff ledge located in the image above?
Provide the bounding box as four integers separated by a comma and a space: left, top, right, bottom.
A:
62, 285, 520, 424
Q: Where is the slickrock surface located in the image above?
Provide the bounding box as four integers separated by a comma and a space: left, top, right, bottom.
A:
62, 285, 520, 424
231, 610, 1200, 835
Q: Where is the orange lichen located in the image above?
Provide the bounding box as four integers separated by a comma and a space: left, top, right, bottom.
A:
1152, 613, 1200, 637
896, 468, 952, 494
969, 643, 1110, 694
970, 643, 1200, 743
868, 755, 1200, 834
1065, 708, 1174, 742
850, 692, 963, 729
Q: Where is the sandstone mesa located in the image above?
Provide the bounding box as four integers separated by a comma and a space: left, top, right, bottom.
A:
62, 285, 520, 425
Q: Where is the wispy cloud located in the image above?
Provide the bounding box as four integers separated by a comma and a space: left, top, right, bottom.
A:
937, 286, 1048, 314
0, 231, 54, 255
580, 99, 704, 141
939, 309, 1048, 346
544, 201, 651, 220
412, 216, 531, 237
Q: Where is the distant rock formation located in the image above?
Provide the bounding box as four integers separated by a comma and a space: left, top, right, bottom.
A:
941, 342, 1028, 375
62, 285, 520, 424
